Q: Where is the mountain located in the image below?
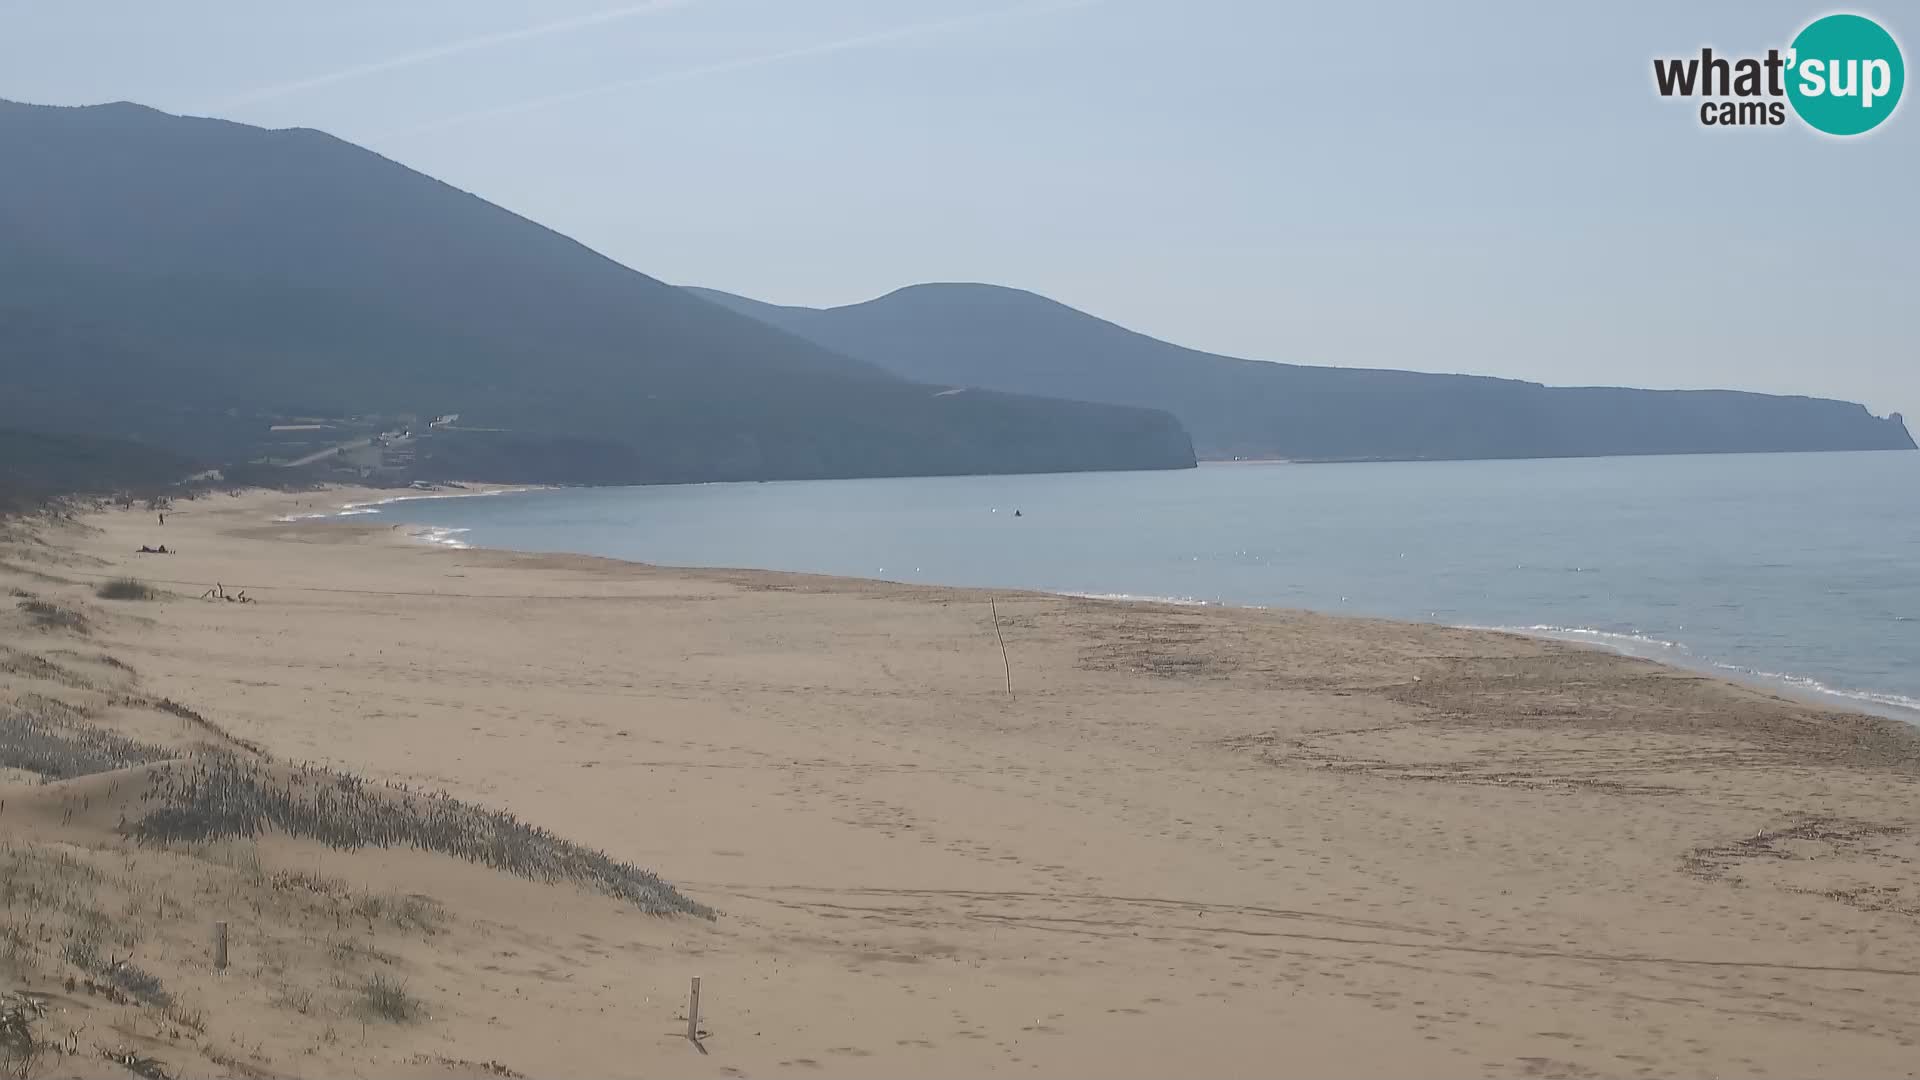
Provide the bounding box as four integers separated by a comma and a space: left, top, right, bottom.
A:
0, 428, 201, 512
0, 101, 1194, 484
687, 284, 1915, 462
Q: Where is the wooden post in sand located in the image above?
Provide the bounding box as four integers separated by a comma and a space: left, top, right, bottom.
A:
686, 976, 702, 1042
213, 921, 228, 971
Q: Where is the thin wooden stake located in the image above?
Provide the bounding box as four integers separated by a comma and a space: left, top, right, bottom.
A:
213, 921, 228, 971
990, 597, 1014, 700
687, 976, 702, 1042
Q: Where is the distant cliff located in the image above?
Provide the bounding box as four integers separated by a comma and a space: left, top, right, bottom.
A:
0, 428, 202, 511
688, 284, 1915, 462
0, 101, 1194, 485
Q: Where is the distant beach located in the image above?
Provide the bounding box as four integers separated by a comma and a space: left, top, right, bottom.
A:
359, 450, 1920, 724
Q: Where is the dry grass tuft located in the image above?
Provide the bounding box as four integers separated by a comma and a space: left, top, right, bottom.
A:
161, 997, 205, 1033
95, 578, 162, 602
105, 958, 173, 1008
351, 891, 447, 935
357, 973, 422, 1023
269, 984, 315, 1015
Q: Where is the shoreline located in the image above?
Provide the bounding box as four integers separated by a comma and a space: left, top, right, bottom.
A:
271, 480, 546, 522
1490, 623, 1920, 725
345, 484, 1920, 727
13, 485, 1920, 1076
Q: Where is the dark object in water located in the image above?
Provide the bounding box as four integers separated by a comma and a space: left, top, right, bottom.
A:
1013, 509, 1022, 517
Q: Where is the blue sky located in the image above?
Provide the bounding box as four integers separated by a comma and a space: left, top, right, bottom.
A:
3, 1, 1914, 417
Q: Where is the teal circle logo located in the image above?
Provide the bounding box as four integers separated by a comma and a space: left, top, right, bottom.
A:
1786, 14, 1904, 135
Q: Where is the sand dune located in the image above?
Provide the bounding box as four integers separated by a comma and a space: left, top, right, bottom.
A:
4, 488, 1920, 1077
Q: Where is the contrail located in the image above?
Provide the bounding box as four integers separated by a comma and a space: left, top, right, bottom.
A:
382, 0, 1101, 137
209, 0, 696, 111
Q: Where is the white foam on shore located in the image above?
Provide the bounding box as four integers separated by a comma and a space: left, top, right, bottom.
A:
1477, 623, 1920, 721
1700, 664, 1920, 718
407, 526, 472, 549
1057, 591, 1220, 607
339, 486, 535, 514
1508, 624, 1691, 653
272, 507, 382, 523
272, 486, 536, 523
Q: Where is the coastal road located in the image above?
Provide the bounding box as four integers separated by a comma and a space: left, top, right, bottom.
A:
281, 436, 371, 468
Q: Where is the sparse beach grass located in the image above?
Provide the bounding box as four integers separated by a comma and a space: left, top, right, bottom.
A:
95, 577, 162, 602
14, 597, 89, 633
0, 696, 174, 779
0, 678, 709, 917
356, 973, 423, 1023
128, 756, 710, 917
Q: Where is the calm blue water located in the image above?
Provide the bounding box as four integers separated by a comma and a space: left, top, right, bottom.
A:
349, 451, 1920, 718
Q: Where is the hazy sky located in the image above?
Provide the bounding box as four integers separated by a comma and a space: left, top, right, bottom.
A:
3, 1, 1914, 416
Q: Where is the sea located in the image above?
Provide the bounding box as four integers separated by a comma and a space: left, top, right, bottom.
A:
335, 450, 1920, 721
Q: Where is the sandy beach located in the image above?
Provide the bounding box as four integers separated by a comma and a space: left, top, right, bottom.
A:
4, 487, 1920, 1078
